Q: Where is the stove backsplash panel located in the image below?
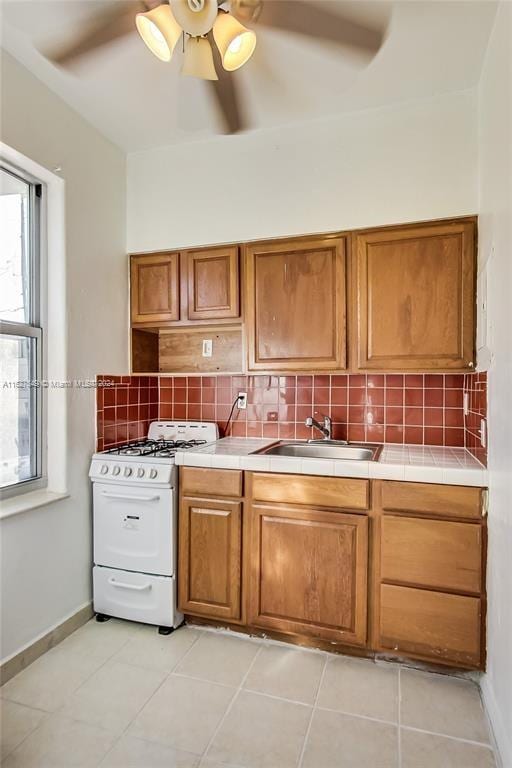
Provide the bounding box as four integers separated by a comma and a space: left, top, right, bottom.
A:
96, 373, 487, 464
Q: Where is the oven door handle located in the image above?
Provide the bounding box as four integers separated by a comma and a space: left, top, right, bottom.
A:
101, 491, 161, 502
108, 577, 152, 592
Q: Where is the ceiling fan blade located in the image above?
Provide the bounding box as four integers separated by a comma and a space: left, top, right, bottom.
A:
44, 1, 147, 67
253, 0, 384, 55
207, 31, 248, 133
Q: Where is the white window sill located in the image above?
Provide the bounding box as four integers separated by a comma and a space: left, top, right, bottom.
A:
0, 490, 70, 520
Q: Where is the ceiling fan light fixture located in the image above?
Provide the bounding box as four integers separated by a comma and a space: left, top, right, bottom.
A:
135, 4, 182, 62
171, 0, 218, 37
213, 12, 256, 71
181, 36, 218, 80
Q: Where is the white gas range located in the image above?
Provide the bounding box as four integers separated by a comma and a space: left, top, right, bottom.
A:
89, 421, 218, 633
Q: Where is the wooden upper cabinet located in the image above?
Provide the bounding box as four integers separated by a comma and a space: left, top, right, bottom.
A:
353, 220, 476, 370
248, 504, 368, 646
131, 252, 180, 324
184, 246, 240, 321
245, 236, 347, 371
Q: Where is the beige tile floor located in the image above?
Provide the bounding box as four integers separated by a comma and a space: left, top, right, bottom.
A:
0, 619, 497, 768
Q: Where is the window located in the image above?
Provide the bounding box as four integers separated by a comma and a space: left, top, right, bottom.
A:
0, 165, 44, 496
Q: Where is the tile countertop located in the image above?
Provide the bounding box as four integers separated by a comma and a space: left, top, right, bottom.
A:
175, 438, 488, 487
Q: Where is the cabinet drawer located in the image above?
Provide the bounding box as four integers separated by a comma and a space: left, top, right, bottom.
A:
250, 473, 369, 510
381, 516, 482, 594
379, 584, 482, 668
180, 467, 243, 498
381, 481, 483, 519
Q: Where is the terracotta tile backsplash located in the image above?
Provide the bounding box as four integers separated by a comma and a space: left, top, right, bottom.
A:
96, 375, 159, 453
464, 372, 487, 466
96, 373, 488, 461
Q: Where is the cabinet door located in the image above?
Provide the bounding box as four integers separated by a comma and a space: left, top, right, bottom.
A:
185, 246, 240, 320
131, 253, 180, 324
248, 504, 368, 645
179, 497, 242, 621
246, 236, 346, 371
353, 220, 475, 370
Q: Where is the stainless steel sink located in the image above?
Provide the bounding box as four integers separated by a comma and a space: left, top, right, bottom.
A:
255, 441, 382, 461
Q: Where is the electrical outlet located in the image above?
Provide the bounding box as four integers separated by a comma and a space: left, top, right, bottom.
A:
202, 339, 212, 358
463, 392, 469, 416
237, 392, 247, 409
480, 419, 487, 449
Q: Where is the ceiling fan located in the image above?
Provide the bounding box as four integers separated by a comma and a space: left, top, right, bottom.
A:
43, 0, 385, 134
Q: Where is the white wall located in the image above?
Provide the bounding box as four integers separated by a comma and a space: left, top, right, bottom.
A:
127, 90, 478, 252
0, 50, 127, 662
477, 4, 512, 766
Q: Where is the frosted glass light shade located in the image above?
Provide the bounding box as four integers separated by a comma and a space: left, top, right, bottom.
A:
213, 12, 256, 71
181, 36, 218, 80
136, 4, 182, 62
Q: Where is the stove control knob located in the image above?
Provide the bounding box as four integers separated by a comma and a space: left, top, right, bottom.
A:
100, 465, 108, 475
149, 468, 158, 479
112, 466, 120, 476
137, 467, 145, 478
124, 467, 132, 477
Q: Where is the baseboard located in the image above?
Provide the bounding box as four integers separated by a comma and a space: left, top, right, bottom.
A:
0, 601, 93, 685
481, 676, 511, 768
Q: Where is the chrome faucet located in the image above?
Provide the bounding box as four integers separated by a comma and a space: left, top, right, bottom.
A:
305, 413, 332, 441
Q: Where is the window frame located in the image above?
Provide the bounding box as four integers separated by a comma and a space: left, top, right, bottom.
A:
0, 163, 46, 499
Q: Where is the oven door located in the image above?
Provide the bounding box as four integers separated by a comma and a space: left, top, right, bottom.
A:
93, 482, 174, 576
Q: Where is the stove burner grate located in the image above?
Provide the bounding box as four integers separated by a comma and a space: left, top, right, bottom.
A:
105, 438, 208, 457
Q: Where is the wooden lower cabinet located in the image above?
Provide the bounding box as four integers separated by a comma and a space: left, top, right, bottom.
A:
178, 469, 486, 670
179, 496, 242, 621
247, 504, 368, 646
373, 480, 486, 669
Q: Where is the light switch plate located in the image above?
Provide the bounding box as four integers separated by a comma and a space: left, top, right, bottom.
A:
202, 339, 213, 358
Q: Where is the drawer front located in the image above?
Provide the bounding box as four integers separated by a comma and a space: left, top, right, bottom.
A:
180, 467, 243, 498
379, 584, 482, 668
93, 566, 180, 628
381, 481, 482, 519
250, 473, 369, 510
381, 516, 482, 594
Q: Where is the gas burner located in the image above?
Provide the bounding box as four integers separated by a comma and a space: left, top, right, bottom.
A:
106, 440, 156, 457
104, 437, 208, 457
154, 448, 177, 458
